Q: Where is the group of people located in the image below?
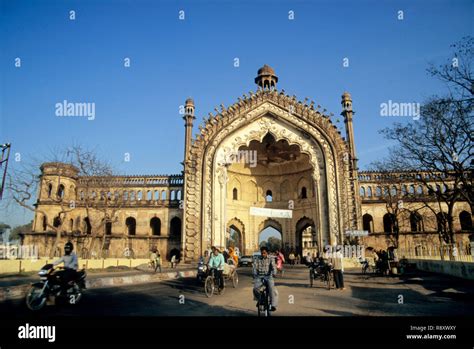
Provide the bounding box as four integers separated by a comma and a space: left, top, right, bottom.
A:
149, 249, 179, 273
372, 248, 398, 275
306, 248, 346, 290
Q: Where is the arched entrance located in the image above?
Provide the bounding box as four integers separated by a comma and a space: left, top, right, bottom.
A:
182, 70, 352, 262
168, 217, 182, 261
226, 217, 245, 255
295, 217, 317, 257
258, 220, 283, 252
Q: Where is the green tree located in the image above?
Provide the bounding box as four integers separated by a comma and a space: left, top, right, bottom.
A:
10, 221, 33, 241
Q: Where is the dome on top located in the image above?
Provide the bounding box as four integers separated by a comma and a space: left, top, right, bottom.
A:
255, 65, 278, 90
257, 64, 276, 76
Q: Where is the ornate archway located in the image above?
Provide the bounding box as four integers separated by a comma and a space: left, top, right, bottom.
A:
182, 88, 353, 262
226, 217, 245, 254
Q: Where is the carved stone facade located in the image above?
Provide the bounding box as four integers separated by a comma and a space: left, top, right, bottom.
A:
24, 66, 473, 260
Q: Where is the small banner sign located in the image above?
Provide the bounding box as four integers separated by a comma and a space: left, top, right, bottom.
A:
345, 230, 369, 237
249, 207, 293, 218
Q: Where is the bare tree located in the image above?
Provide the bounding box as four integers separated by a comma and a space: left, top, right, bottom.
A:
379, 37, 473, 258
6, 145, 124, 258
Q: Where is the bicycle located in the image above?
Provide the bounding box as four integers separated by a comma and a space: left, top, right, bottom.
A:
204, 268, 225, 298
309, 261, 334, 290
256, 278, 271, 317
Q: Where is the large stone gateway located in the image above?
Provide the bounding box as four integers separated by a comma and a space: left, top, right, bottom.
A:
182, 65, 361, 262
24, 65, 472, 262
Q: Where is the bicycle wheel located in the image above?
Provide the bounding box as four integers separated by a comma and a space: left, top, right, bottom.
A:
264, 292, 271, 317
204, 276, 214, 298
232, 271, 239, 288
257, 293, 264, 317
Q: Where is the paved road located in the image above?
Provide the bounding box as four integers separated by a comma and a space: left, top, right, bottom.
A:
2, 266, 473, 316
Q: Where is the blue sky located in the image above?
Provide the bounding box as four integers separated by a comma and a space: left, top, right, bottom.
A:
1, 0, 472, 227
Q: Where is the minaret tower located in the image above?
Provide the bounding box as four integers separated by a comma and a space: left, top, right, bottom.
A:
255, 64, 278, 90
183, 98, 195, 163
341, 92, 362, 231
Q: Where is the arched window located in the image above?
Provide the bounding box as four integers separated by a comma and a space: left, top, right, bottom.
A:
126, 217, 136, 235
417, 185, 423, 195
53, 216, 61, 228
170, 217, 181, 240
362, 214, 374, 233
383, 186, 389, 197
47, 183, 53, 198
401, 185, 407, 196
390, 186, 397, 196
233, 188, 238, 200
170, 190, 176, 201
459, 211, 473, 231
367, 187, 372, 198
161, 190, 167, 201
410, 212, 423, 232
105, 221, 112, 235
130, 191, 136, 201
80, 191, 85, 201
42, 216, 48, 231
359, 187, 365, 197
123, 191, 129, 201
436, 212, 449, 233
177, 190, 182, 201
301, 187, 307, 199
409, 185, 415, 195
154, 190, 159, 200
57, 184, 65, 199
69, 218, 74, 231
375, 187, 382, 197
137, 191, 143, 201
265, 190, 273, 202
84, 217, 92, 234
383, 213, 396, 233
150, 217, 161, 236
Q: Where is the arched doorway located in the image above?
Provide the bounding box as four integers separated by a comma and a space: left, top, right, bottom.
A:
460, 211, 473, 231
259, 227, 282, 252
295, 217, 317, 257
150, 217, 161, 236
183, 74, 350, 262
228, 226, 242, 253
125, 217, 136, 235
167, 217, 182, 261
226, 217, 245, 255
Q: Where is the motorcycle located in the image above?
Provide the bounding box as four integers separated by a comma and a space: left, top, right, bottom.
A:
197, 260, 208, 283
25, 264, 87, 311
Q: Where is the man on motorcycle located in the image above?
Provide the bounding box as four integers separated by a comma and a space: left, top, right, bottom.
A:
253, 246, 278, 311
52, 241, 79, 293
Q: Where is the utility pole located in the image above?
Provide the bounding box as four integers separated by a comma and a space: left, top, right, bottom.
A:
0, 143, 11, 200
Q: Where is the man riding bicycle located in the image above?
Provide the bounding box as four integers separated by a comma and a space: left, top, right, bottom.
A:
208, 246, 225, 292
252, 246, 278, 312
